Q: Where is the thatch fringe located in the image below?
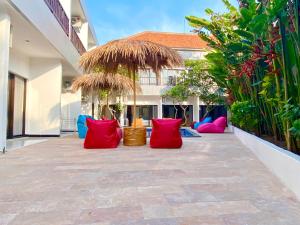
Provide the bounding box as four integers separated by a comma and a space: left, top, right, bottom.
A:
71, 73, 141, 94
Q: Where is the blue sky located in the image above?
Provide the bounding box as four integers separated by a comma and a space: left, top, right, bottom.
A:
85, 0, 238, 44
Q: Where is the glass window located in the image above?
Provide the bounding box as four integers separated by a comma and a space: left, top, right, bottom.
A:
138, 69, 157, 85
162, 69, 184, 85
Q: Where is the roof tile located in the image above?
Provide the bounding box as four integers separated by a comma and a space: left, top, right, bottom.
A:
127, 31, 208, 49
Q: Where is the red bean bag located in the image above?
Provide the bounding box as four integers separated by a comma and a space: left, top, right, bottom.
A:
197, 116, 227, 133
84, 119, 122, 149
101, 115, 108, 120
150, 119, 182, 148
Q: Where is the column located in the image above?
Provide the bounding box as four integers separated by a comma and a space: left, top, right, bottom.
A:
193, 96, 200, 121
158, 97, 163, 119
0, 12, 10, 151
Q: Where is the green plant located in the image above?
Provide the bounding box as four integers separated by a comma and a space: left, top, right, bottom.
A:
179, 60, 225, 117
230, 101, 259, 132
290, 119, 300, 139
115, 102, 125, 114
162, 84, 191, 125
186, 0, 300, 152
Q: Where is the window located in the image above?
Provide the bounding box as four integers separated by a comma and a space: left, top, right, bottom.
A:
161, 69, 184, 86
138, 69, 158, 85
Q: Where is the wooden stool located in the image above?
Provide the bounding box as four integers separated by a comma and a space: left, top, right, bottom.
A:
123, 127, 146, 146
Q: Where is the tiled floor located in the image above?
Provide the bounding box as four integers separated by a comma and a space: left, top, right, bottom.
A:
1, 133, 300, 225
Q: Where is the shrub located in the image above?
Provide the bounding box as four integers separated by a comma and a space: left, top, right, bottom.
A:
290, 119, 300, 140
230, 101, 258, 132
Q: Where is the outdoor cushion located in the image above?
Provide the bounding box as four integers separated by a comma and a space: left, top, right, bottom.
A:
92, 119, 120, 127
190, 121, 196, 129
197, 116, 227, 133
150, 119, 182, 148
101, 115, 108, 120
213, 116, 227, 128
77, 115, 93, 139
194, 117, 212, 129
117, 127, 123, 139
84, 119, 121, 149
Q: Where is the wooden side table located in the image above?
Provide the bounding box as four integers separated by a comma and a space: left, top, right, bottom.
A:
123, 127, 146, 146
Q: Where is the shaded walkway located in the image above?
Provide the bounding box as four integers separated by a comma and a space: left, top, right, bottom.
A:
1, 133, 300, 225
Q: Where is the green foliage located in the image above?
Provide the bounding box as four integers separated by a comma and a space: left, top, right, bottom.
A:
163, 84, 190, 103
277, 103, 300, 124
290, 120, 300, 139
179, 59, 225, 116
186, 0, 300, 152
230, 101, 259, 132
115, 102, 125, 114
162, 84, 192, 125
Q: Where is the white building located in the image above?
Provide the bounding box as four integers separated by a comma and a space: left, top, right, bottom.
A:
122, 31, 211, 126
0, 0, 97, 150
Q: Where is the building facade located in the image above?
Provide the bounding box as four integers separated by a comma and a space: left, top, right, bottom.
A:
0, 0, 97, 150
122, 32, 211, 126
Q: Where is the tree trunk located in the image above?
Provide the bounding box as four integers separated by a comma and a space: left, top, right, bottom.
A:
173, 103, 178, 119
180, 104, 188, 126
91, 92, 95, 118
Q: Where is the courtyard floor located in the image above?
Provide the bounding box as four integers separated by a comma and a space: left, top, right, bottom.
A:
1, 133, 300, 225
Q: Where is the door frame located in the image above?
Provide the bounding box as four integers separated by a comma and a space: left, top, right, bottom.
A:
7, 73, 27, 139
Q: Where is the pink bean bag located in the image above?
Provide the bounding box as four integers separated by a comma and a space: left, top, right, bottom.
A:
150, 119, 182, 148
197, 116, 227, 133
84, 119, 122, 149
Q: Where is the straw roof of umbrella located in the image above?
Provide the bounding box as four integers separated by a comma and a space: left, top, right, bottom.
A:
79, 39, 183, 74
71, 73, 141, 94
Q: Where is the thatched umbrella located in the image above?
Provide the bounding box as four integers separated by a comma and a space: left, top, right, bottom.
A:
71, 72, 141, 118
80, 39, 183, 127
72, 73, 139, 93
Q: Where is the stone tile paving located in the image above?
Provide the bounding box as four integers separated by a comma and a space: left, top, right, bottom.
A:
1, 133, 300, 225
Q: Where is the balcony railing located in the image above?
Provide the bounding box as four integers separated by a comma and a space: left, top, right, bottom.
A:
44, 0, 69, 36
44, 0, 86, 55
139, 76, 158, 85
70, 26, 86, 55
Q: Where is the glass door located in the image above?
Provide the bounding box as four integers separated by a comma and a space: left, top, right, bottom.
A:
7, 74, 26, 138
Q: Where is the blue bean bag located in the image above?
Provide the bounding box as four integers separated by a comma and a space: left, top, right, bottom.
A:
77, 115, 93, 139
194, 117, 212, 129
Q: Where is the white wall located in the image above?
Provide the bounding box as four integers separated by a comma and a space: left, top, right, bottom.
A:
59, 0, 72, 18
232, 126, 300, 201
10, 0, 80, 71
126, 95, 161, 106
163, 96, 195, 106
0, 11, 10, 150
26, 59, 62, 135
140, 85, 166, 96
9, 49, 30, 78
78, 22, 89, 50
177, 50, 207, 60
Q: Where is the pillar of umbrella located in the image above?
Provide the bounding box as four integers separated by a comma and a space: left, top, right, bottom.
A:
79, 39, 183, 146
